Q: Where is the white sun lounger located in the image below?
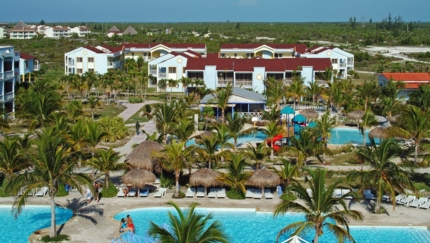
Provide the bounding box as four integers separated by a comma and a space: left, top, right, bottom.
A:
154, 178, 160, 184
341, 189, 352, 199
117, 187, 125, 197
208, 188, 217, 198
35, 187, 49, 197
217, 188, 226, 198
306, 188, 313, 198
246, 188, 254, 198
154, 188, 167, 198
253, 189, 263, 199
264, 189, 273, 199
185, 188, 195, 198
196, 187, 205, 198
419, 200, 430, 209
128, 189, 136, 197
397, 195, 416, 206
409, 197, 428, 208
139, 188, 149, 197
395, 194, 406, 202
333, 189, 342, 198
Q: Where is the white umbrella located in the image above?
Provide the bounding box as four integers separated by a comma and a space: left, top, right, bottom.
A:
280, 235, 310, 243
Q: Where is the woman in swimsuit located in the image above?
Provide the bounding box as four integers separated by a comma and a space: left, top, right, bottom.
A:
118, 218, 127, 233
124, 215, 135, 233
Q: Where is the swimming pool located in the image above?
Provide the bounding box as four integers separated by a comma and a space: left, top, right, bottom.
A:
0, 205, 73, 243
186, 127, 375, 147
114, 207, 430, 243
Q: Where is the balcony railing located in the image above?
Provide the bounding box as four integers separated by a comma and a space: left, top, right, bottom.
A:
149, 69, 157, 75
159, 72, 167, 78
347, 61, 353, 65
339, 63, 346, 68
67, 61, 75, 66
235, 80, 253, 87
107, 62, 116, 68
4, 92, 14, 101
217, 79, 233, 86
5, 71, 14, 79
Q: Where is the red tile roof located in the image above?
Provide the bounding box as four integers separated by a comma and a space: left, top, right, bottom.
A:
186, 56, 331, 72
20, 53, 37, 60
83, 46, 104, 53
403, 83, 428, 89
122, 43, 206, 49
381, 73, 430, 82
220, 44, 307, 53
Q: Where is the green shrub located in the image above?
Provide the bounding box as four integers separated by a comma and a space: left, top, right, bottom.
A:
55, 184, 68, 197
41, 234, 70, 242
100, 181, 119, 198
279, 192, 297, 201
0, 176, 11, 197
160, 174, 174, 189
345, 156, 361, 164
128, 97, 143, 103
97, 117, 129, 143
226, 188, 245, 200
172, 190, 185, 198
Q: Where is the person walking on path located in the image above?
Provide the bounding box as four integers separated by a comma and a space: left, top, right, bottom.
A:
93, 182, 100, 202
135, 121, 140, 135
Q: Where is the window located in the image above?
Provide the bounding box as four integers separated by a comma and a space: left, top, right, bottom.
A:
275, 54, 283, 58
88, 68, 94, 73
132, 52, 134, 57
246, 53, 254, 58
77, 57, 83, 62
77, 68, 83, 74
331, 59, 338, 64
88, 57, 94, 63
168, 67, 176, 73
221, 53, 225, 58
234, 53, 237, 58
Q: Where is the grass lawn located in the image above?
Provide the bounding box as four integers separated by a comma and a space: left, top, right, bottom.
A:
95, 102, 127, 119
125, 107, 150, 124
327, 152, 356, 166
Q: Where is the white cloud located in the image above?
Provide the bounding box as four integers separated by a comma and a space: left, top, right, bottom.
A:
237, 0, 257, 7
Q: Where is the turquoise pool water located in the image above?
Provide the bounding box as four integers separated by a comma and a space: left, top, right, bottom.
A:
0, 206, 73, 243
114, 208, 430, 243
186, 127, 375, 147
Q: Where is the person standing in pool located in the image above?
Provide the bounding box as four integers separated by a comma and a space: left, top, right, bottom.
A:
124, 214, 135, 233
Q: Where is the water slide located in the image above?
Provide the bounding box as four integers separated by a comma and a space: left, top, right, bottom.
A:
266, 134, 283, 152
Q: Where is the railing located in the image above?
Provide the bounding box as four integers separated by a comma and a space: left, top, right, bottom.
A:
235, 80, 253, 87
339, 63, 346, 68
34, 64, 40, 71
280, 103, 326, 113
0, 94, 3, 101
112, 232, 157, 243
158, 72, 167, 78
217, 79, 233, 86
67, 61, 75, 66
347, 61, 353, 65
149, 69, 157, 75
108, 62, 116, 68
237, 111, 262, 118
5, 71, 14, 79
4, 92, 14, 101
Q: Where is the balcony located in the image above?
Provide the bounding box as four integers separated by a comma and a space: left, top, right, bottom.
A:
158, 72, 167, 78
67, 61, 75, 66
107, 62, 116, 68
218, 79, 233, 87
4, 71, 14, 79
149, 69, 157, 75
347, 61, 353, 65
235, 80, 253, 87
4, 92, 14, 101
339, 63, 346, 68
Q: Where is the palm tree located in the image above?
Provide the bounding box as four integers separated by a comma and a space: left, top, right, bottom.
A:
174, 118, 195, 148
167, 79, 179, 101
245, 142, 269, 170
327, 81, 344, 125
264, 76, 285, 110
0, 108, 10, 134
273, 158, 298, 194
0, 136, 30, 180
225, 112, 247, 151
214, 83, 233, 123
286, 77, 304, 109
314, 110, 336, 161
260, 121, 283, 160
5, 127, 92, 238
408, 84, 430, 111
152, 101, 182, 144
148, 201, 228, 243
347, 138, 414, 213
387, 105, 430, 163
86, 148, 125, 187
306, 81, 322, 105
153, 141, 191, 197
87, 96, 101, 120
274, 168, 363, 243
214, 123, 232, 161
356, 80, 379, 111
196, 136, 222, 169
180, 77, 193, 95
289, 129, 325, 167
85, 121, 108, 166
217, 152, 250, 196
382, 95, 402, 126
66, 100, 85, 123
359, 110, 378, 146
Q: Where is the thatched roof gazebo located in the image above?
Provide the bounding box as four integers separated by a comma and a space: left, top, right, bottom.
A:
189, 168, 221, 197
300, 109, 319, 119
125, 140, 163, 171
248, 169, 280, 199
122, 169, 156, 194
194, 131, 214, 143
347, 110, 365, 120
369, 126, 389, 140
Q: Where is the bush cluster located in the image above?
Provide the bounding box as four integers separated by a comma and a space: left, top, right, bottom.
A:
226, 188, 245, 200
100, 181, 119, 198
97, 117, 129, 143
128, 97, 143, 103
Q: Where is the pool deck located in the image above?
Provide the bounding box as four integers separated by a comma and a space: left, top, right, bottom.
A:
1, 189, 429, 243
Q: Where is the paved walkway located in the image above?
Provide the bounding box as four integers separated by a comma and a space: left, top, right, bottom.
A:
117, 100, 159, 122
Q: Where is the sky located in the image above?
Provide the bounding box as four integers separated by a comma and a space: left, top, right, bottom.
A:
3, 0, 430, 23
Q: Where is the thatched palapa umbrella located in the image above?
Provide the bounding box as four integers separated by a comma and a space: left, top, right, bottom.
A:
347, 110, 365, 120
194, 131, 214, 143
369, 126, 389, 140
248, 169, 280, 199
125, 140, 163, 172
300, 109, 319, 119
190, 168, 221, 197
122, 169, 156, 194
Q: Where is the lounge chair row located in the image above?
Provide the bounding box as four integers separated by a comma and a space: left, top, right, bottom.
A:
186, 187, 226, 198
246, 188, 273, 199
17, 187, 49, 197
333, 189, 353, 199
394, 194, 430, 209
117, 187, 167, 198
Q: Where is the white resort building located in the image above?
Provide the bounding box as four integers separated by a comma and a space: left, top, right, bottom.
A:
0, 46, 20, 115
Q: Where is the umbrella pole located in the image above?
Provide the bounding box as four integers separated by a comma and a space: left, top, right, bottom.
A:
262, 186, 265, 199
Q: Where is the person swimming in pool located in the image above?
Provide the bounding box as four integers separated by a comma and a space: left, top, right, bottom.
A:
118, 218, 127, 233
123, 214, 135, 233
